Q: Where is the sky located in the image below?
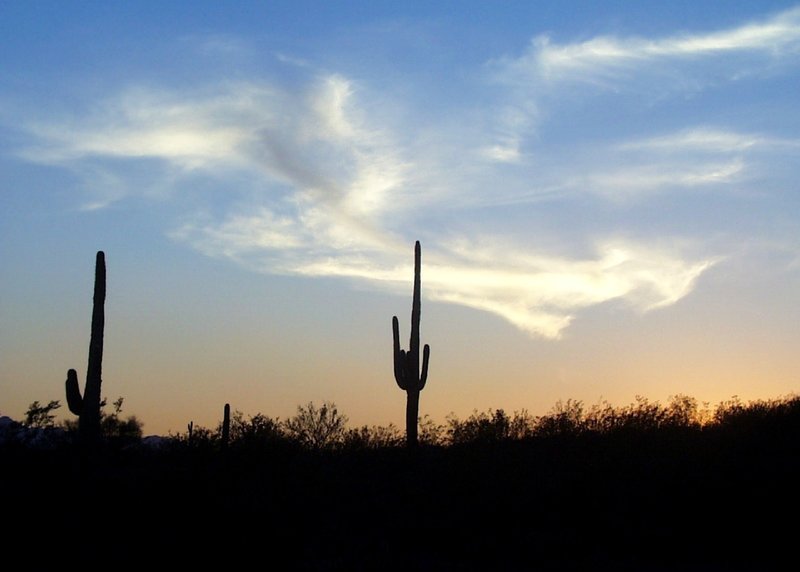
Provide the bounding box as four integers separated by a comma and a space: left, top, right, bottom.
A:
1, 1, 799, 436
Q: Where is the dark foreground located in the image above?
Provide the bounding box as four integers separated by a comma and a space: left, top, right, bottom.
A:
3, 420, 797, 570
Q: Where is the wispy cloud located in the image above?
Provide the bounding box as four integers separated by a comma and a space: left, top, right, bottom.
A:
618, 128, 800, 153
575, 158, 746, 202
172, 218, 716, 339
424, 239, 715, 338
18, 9, 797, 338
483, 5, 800, 161
504, 5, 800, 83
18, 85, 267, 168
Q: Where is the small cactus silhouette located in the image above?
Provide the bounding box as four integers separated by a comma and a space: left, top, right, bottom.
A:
392, 241, 431, 448
221, 403, 231, 449
65, 251, 106, 444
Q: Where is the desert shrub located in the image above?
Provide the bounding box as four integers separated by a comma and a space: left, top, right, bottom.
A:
343, 423, 404, 449
235, 411, 283, 439
60, 396, 142, 444
580, 395, 707, 436
229, 411, 287, 449
284, 401, 348, 450
448, 409, 512, 445
100, 397, 143, 442
533, 399, 587, 437
506, 409, 537, 440
418, 414, 446, 446
712, 394, 800, 432
176, 423, 218, 451
23, 400, 61, 429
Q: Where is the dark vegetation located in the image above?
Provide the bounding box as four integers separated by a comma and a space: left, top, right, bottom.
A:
2, 247, 797, 568
3, 394, 798, 569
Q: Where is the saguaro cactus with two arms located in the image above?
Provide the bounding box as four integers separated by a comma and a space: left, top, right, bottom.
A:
392, 241, 431, 448
65, 251, 106, 444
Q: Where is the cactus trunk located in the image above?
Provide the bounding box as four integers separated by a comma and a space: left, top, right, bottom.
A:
82, 251, 106, 438
221, 403, 231, 449
406, 390, 420, 447
64, 251, 106, 445
392, 241, 431, 448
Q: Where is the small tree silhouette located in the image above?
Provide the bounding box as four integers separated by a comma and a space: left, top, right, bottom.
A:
228, 411, 284, 448
24, 400, 61, 429
392, 240, 431, 448
99, 397, 142, 442
284, 401, 348, 449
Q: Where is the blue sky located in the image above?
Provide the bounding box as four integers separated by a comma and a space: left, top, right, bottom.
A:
1, 1, 799, 435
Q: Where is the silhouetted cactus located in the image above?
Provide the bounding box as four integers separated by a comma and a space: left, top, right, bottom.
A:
392, 241, 431, 448
221, 403, 231, 449
65, 251, 106, 444
187, 420, 194, 441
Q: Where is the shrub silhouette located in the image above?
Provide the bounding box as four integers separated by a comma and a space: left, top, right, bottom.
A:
232, 411, 283, 441
343, 423, 403, 449
533, 398, 587, 438
4, 393, 798, 568
61, 396, 143, 444
99, 397, 142, 443
23, 400, 61, 429
448, 408, 514, 444
284, 401, 348, 450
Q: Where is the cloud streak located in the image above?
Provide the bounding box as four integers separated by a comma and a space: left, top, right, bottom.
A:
482, 5, 800, 165
504, 5, 800, 83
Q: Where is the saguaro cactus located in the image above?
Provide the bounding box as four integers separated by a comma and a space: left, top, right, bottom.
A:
392, 240, 431, 448
65, 251, 106, 444
221, 403, 231, 449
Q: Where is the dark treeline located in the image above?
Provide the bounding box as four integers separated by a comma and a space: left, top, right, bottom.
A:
3, 393, 798, 569
164, 393, 800, 450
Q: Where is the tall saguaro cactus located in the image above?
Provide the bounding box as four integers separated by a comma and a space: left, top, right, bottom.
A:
65, 251, 106, 444
392, 241, 431, 448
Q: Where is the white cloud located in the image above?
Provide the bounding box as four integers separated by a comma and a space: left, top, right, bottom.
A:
14, 13, 775, 340
623, 126, 799, 150
19, 85, 270, 168
480, 142, 522, 163
483, 6, 800, 159
173, 208, 308, 257
426, 240, 714, 338
521, 6, 800, 82
576, 159, 746, 201
311, 75, 358, 140
175, 215, 715, 339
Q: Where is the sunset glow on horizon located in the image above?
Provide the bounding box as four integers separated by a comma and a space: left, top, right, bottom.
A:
1, 1, 798, 436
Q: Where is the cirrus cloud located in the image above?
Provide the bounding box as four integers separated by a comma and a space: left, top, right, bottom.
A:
14, 7, 799, 338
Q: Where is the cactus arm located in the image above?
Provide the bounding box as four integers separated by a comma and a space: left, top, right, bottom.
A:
419, 344, 430, 391
65, 369, 83, 415
392, 316, 408, 390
